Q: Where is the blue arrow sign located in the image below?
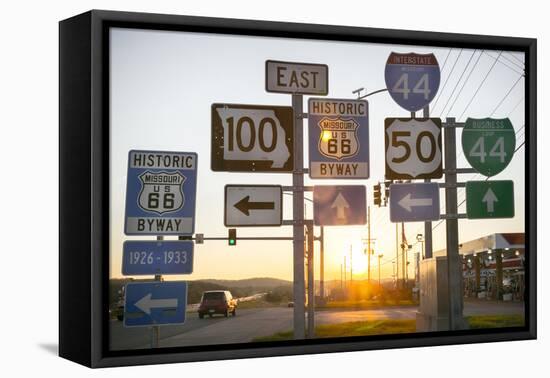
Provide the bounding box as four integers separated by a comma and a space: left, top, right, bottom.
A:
390, 183, 440, 222
124, 281, 187, 327
124, 150, 197, 236
122, 241, 194, 276
313, 186, 366, 226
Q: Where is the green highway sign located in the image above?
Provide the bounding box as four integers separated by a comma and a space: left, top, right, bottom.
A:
462, 118, 516, 177
466, 180, 514, 219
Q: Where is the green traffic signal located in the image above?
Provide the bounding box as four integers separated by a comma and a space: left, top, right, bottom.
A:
228, 228, 237, 246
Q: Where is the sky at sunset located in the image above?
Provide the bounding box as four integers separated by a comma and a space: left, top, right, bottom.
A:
109, 27, 525, 282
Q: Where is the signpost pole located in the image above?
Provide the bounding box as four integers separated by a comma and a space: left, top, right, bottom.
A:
151, 235, 163, 349
320, 226, 325, 300
444, 118, 466, 330
423, 105, 433, 259
292, 94, 306, 339
306, 221, 315, 338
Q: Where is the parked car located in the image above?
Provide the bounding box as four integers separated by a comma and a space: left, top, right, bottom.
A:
198, 290, 237, 318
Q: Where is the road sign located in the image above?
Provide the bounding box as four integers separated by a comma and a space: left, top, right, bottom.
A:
385, 52, 441, 112
462, 118, 516, 177
308, 98, 369, 179
124, 150, 197, 235
385, 118, 443, 179
211, 104, 294, 172
389, 182, 440, 222
466, 180, 514, 219
124, 281, 187, 327
225, 185, 282, 227
265, 60, 328, 95
122, 241, 194, 276
313, 186, 366, 226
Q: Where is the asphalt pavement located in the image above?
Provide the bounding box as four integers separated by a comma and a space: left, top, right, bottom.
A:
110, 300, 525, 350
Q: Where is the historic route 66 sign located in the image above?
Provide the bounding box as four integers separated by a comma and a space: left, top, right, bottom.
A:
385, 118, 443, 180
308, 98, 369, 179
138, 171, 185, 214
125, 150, 197, 235
385, 52, 440, 112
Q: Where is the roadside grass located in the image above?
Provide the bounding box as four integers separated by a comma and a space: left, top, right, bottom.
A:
317, 299, 418, 311
466, 314, 525, 328
253, 315, 524, 342
236, 299, 284, 309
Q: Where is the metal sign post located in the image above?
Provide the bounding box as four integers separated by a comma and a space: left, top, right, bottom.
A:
292, 94, 306, 339
306, 220, 315, 338
443, 118, 466, 330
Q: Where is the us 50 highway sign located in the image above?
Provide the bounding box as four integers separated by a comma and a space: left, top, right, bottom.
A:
211, 104, 294, 172
385, 118, 442, 180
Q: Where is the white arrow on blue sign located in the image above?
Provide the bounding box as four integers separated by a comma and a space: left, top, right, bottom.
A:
313, 185, 366, 226
124, 281, 187, 327
390, 182, 440, 222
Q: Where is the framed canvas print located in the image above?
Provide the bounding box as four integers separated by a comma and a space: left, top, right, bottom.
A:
59, 10, 536, 368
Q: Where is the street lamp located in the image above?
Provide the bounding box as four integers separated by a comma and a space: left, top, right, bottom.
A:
416, 234, 425, 259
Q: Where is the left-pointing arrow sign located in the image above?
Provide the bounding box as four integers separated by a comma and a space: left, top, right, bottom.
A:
234, 195, 275, 216
398, 193, 433, 212
225, 185, 283, 227
135, 294, 178, 315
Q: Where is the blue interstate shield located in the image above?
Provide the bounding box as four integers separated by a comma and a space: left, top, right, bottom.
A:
385, 52, 440, 112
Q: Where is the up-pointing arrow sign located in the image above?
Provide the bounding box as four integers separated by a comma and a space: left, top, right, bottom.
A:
482, 188, 498, 213
331, 192, 350, 220
135, 293, 178, 315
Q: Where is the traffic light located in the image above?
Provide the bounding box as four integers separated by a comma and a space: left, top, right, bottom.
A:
373, 183, 381, 206
228, 228, 237, 246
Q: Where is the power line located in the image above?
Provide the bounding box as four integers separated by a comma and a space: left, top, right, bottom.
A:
500, 53, 525, 71
483, 51, 524, 76
444, 50, 484, 118
505, 52, 525, 66
490, 74, 524, 116
431, 49, 463, 112
438, 50, 477, 117
458, 51, 502, 121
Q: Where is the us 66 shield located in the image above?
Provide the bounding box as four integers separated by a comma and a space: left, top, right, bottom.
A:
211, 104, 294, 172
308, 98, 369, 179
124, 150, 197, 235
385, 118, 442, 180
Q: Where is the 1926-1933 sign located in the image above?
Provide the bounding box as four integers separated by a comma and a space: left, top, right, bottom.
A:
125, 150, 197, 235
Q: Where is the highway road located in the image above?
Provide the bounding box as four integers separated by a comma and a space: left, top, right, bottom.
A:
110, 300, 524, 350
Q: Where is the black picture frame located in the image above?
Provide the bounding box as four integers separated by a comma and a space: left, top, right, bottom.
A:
59, 9, 537, 368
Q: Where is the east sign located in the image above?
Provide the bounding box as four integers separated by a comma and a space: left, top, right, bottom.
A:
211, 104, 294, 172
308, 98, 369, 179
265, 60, 328, 95
462, 118, 516, 177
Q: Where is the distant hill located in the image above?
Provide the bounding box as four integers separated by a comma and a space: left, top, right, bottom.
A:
109, 277, 292, 307
199, 277, 291, 289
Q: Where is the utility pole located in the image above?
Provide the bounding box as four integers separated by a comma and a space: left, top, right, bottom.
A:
401, 222, 406, 289
395, 223, 399, 289
320, 226, 325, 300
291, 94, 306, 339
444, 117, 466, 330
340, 263, 343, 290
423, 104, 434, 259
367, 206, 371, 283
350, 244, 353, 287
344, 255, 347, 291
306, 221, 315, 338
378, 254, 383, 287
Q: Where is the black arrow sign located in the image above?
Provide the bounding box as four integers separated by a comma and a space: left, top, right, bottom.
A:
234, 196, 275, 216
